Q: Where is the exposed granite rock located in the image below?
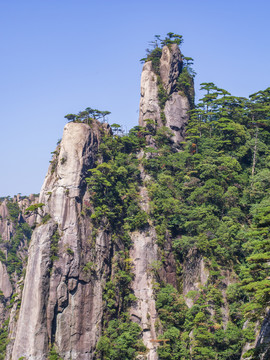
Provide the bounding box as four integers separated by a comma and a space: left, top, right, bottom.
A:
0, 261, 12, 298
0, 194, 39, 243
11, 222, 56, 359
0, 194, 39, 333
11, 121, 111, 360
129, 159, 178, 359
130, 227, 159, 360
139, 44, 191, 145
182, 248, 209, 308
0, 200, 14, 242
159, 44, 182, 93
139, 61, 161, 127
256, 311, 270, 359
164, 92, 189, 143
129, 162, 159, 359
241, 311, 270, 360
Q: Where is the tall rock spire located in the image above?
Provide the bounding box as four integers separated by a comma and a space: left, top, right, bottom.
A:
11, 121, 111, 360
139, 43, 193, 144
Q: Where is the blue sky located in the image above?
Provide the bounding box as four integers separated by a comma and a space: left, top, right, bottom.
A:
0, 0, 269, 196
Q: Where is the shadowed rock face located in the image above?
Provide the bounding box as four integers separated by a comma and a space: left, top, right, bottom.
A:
241, 310, 270, 360
159, 43, 182, 94
11, 121, 111, 360
0, 194, 39, 330
255, 312, 270, 359
164, 92, 190, 143
139, 44, 191, 144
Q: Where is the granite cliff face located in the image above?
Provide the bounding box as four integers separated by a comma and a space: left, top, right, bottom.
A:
139, 44, 192, 144
10, 121, 111, 360
0, 194, 39, 326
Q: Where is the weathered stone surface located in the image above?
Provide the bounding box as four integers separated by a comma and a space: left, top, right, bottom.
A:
241, 311, 270, 360
255, 312, 270, 359
164, 92, 189, 143
129, 160, 175, 360
182, 248, 209, 308
0, 200, 14, 242
159, 44, 182, 94
130, 228, 159, 360
11, 121, 111, 360
12, 222, 56, 360
139, 61, 161, 128
139, 44, 190, 146
0, 194, 39, 243
0, 261, 12, 298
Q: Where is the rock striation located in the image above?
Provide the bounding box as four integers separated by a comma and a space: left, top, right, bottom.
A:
11, 121, 111, 360
0, 194, 39, 329
139, 44, 192, 144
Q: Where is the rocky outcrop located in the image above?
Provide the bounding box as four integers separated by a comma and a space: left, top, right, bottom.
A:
0, 194, 39, 243
0, 194, 39, 331
139, 44, 191, 144
11, 121, 111, 360
241, 312, 270, 360
164, 92, 190, 143
159, 44, 182, 94
128, 160, 159, 359
0, 262, 12, 298
256, 311, 270, 359
0, 200, 14, 242
182, 248, 209, 308
130, 228, 159, 360
139, 61, 161, 128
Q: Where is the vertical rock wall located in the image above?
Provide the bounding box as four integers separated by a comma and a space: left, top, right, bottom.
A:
11, 121, 111, 360
129, 165, 159, 359
139, 44, 191, 144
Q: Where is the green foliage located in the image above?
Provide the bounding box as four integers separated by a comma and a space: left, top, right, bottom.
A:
176, 66, 195, 106
48, 345, 63, 360
86, 128, 149, 238
83, 261, 96, 274
50, 229, 60, 263
25, 203, 44, 214
0, 200, 33, 281
96, 316, 146, 360
0, 319, 9, 360
87, 128, 152, 351
103, 254, 136, 319
6, 201, 20, 222
41, 214, 51, 224
156, 285, 187, 328
66, 247, 74, 256
157, 76, 170, 109
141, 33, 184, 66
145, 46, 162, 74
140, 34, 195, 117
141, 83, 270, 358
64, 107, 111, 124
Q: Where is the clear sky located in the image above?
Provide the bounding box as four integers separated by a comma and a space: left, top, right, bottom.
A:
0, 0, 269, 197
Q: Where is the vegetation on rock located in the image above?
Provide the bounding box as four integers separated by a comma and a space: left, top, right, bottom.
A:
0, 34, 270, 360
